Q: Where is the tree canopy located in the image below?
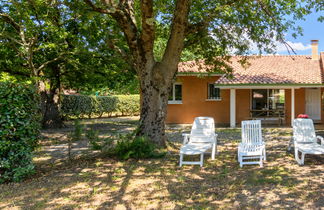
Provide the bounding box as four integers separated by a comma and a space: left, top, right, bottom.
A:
1, 0, 322, 142
79, 0, 321, 145
0, 0, 136, 93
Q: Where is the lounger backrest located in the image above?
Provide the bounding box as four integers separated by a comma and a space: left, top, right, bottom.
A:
190, 117, 215, 143
293, 118, 316, 143
241, 120, 263, 145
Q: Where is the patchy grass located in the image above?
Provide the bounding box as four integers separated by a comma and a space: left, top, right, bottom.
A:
0, 118, 324, 209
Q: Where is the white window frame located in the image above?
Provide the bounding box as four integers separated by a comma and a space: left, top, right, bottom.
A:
168, 82, 182, 104
206, 83, 222, 101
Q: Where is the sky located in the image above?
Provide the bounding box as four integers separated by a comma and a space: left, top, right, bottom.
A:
278, 11, 324, 55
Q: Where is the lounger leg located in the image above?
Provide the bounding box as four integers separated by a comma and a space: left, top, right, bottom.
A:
179, 154, 183, 167
238, 154, 243, 168
288, 138, 293, 151
263, 147, 266, 161
294, 148, 299, 164
211, 143, 216, 160
295, 149, 305, 165
215, 137, 218, 155
300, 152, 305, 165
200, 153, 204, 167
259, 155, 263, 168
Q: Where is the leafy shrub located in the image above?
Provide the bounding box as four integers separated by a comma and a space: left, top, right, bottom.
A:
71, 120, 83, 141
0, 82, 40, 183
61, 94, 140, 119
112, 133, 165, 160
61, 95, 101, 118
97, 96, 118, 117
86, 129, 101, 150
115, 95, 140, 116
67, 120, 84, 161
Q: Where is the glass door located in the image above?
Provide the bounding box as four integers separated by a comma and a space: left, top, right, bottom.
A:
251, 89, 285, 117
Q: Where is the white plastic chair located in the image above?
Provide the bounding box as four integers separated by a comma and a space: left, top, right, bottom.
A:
292, 118, 324, 165
180, 117, 217, 167
238, 120, 266, 167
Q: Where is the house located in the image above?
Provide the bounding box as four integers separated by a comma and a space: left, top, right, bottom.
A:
166, 40, 324, 127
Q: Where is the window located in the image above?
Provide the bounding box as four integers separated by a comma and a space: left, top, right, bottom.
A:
168, 83, 182, 104
207, 83, 221, 100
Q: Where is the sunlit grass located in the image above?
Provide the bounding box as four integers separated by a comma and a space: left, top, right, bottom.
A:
0, 119, 323, 209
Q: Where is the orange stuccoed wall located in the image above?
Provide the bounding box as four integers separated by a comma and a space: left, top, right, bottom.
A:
166, 76, 324, 126
166, 76, 230, 125
166, 76, 250, 125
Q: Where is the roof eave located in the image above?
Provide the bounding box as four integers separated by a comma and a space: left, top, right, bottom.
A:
177, 72, 223, 76
215, 83, 324, 89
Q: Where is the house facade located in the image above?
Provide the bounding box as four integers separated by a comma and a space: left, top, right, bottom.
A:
166, 40, 324, 127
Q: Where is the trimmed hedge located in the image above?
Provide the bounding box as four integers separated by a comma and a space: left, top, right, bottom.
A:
0, 82, 40, 183
61, 94, 140, 118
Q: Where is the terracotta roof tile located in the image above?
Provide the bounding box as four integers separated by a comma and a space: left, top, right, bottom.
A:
178, 55, 323, 85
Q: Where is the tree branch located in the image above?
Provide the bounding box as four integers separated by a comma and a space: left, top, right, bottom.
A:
161, 0, 190, 68
36, 55, 65, 73
84, 0, 140, 70
0, 68, 30, 77
185, 0, 238, 36
140, 0, 154, 60
0, 13, 21, 32
0, 32, 23, 45
84, 0, 112, 13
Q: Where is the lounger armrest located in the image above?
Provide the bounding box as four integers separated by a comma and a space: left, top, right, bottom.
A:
317, 136, 324, 145
182, 133, 190, 144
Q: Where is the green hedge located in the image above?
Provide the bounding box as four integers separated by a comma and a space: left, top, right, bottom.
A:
61, 94, 140, 118
0, 82, 40, 183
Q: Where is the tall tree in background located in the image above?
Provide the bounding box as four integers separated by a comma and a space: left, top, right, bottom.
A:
82, 0, 313, 145
0, 0, 135, 128
0, 0, 73, 128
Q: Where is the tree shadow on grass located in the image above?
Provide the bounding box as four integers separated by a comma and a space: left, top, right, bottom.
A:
160, 133, 324, 209
1, 128, 324, 209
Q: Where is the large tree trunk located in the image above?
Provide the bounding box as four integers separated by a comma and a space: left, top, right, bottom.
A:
41, 86, 63, 129
84, 0, 189, 146
135, 0, 189, 146
41, 66, 63, 129
137, 63, 175, 147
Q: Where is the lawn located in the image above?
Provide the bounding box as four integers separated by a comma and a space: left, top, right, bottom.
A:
1, 117, 324, 209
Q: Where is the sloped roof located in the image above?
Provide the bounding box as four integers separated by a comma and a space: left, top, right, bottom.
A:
178, 54, 324, 85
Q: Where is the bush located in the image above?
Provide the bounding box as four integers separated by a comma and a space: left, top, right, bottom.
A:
97, 96, 118, 117
0, 82, 40, 183
112, 133, 165, 160
61, 94, 140, 119
61, 95, 101, 118
85, 129, 101, 150
115, 95, 140, 116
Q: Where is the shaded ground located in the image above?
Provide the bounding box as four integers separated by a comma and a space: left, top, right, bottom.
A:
1, 117, 324, 209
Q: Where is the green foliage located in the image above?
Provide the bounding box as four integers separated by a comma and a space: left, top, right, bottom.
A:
112, 133, 165, 160
61, 94, 140, 119
0, 82, 40, 183
85, 129, 101, 150
67, 120, 83, 161
0, 0, 136, 98
115, 95, 140, 116
70, 120, 83, 141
